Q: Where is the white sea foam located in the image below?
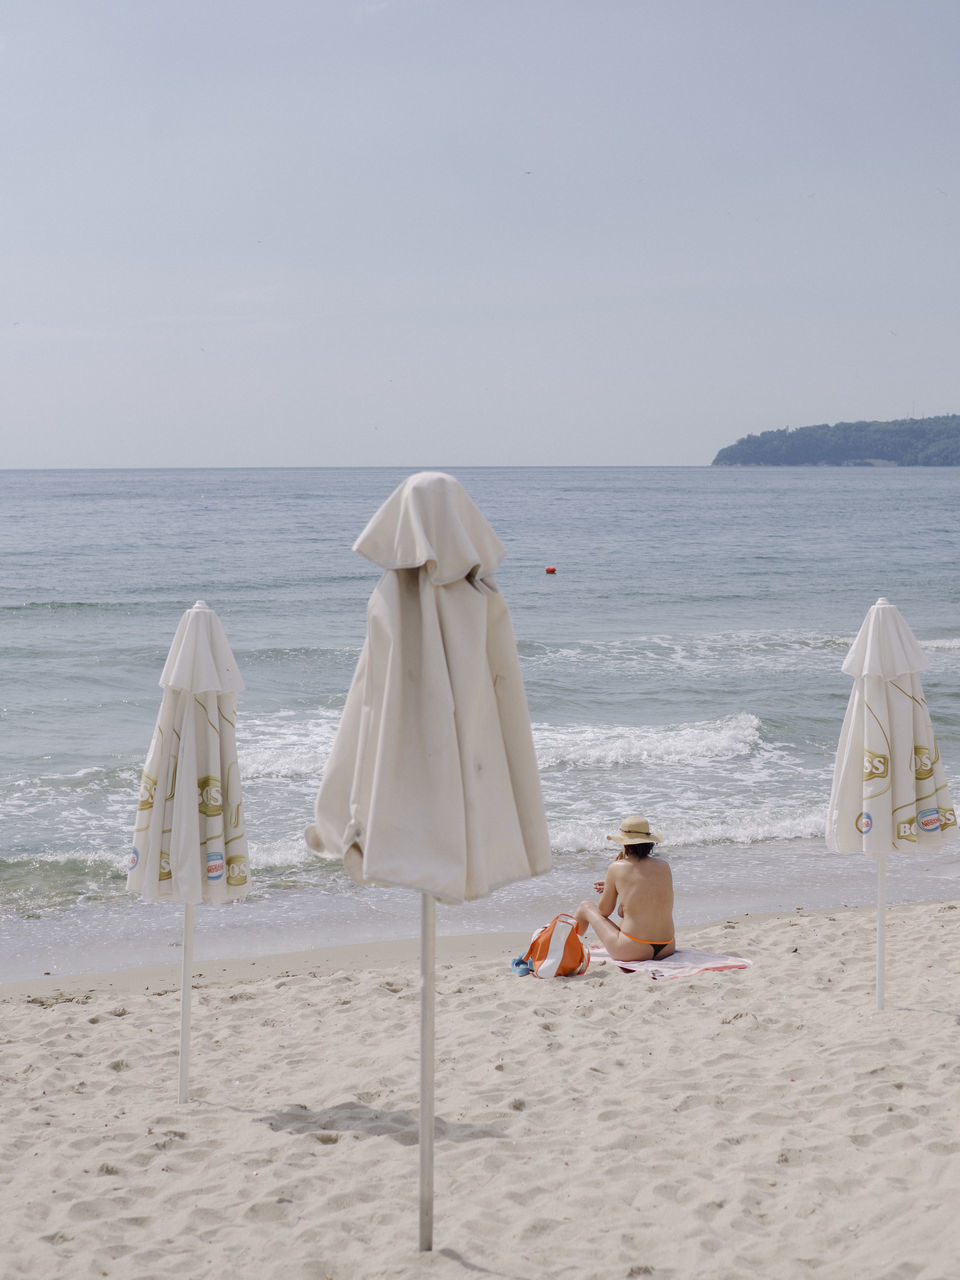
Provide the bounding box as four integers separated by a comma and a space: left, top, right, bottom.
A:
532, 709, 836, 853
533, 711, 763, 769
238, 709, 342, 779
521, 632, 855, 679
920, 636, 960, 653
546, 801, 829, 857
4, 766, 140, 861
664, 804, 829, 849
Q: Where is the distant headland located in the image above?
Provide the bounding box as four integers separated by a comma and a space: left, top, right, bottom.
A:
712, 415, 960, 466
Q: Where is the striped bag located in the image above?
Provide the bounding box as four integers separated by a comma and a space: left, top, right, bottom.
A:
523, 914, 591, 978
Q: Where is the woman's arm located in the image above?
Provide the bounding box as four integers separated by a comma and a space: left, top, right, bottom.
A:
596, 863, 619, 919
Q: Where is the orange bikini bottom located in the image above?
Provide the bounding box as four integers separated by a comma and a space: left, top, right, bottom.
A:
620, 933, 674, 959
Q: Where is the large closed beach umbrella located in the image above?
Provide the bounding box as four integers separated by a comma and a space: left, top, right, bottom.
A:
129, 600, 250, 1101
306, 471, 551, 1250
826, 597, 956, 1008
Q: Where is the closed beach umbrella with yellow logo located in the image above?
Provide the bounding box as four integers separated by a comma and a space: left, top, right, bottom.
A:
826, 597, 955, 1007
128, 600, 250, 1100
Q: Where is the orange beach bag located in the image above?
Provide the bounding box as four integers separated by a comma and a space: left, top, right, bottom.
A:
523, 914, 591, 978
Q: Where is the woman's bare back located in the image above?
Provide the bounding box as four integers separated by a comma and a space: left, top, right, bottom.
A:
610, 856, 675, 945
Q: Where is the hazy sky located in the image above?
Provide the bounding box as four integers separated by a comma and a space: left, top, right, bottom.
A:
3, 1, 959, 468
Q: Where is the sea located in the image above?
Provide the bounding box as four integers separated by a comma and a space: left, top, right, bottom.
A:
3, 465, 960, 981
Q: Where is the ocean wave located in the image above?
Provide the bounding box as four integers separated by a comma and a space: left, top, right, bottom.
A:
0, 847, 127, 875
238, 710, 342, 779
4, 762, 141, 802
0, 600, 137, 613
665, 804, 828, 849
2, 766, 140, 864
518, 631, 856, 679
533, 710, 837, 856
533, 711, 764, 769
238, 644, 363, 666
921, 636, 960, 652
5, 696, 956, 912
546, 802, 828, 856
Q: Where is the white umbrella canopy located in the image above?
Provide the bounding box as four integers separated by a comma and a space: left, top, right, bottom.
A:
307, 470, 551, 902
307, 471, 551, 1249
129, 600, 250, 1100
826, 597, 956, 1006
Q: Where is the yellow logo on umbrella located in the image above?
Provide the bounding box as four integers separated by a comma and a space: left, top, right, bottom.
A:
138, 772, 157, 811
914, 743, 939, 780
863, 751, 888, 780
197, 776, 223, 817
939, 806, 957, 831
227, 858, 248, 887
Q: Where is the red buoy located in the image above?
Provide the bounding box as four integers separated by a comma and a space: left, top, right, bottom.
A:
545, 566, 556, 574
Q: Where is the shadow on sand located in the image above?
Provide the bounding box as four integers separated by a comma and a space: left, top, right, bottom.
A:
258, 1100, 504, 1146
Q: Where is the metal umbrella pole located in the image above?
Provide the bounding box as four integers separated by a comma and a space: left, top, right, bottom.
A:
419, 892, 436, 1251
876, 853, 887, 1011
178, 902, 196, 1104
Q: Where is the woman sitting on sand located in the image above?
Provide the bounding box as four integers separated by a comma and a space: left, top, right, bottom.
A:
575, 816, 676, 962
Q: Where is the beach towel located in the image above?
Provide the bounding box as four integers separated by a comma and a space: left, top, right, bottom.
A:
589, 946, 751, 980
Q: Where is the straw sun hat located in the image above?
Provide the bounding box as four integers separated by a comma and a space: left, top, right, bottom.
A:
607, 815, 663, 846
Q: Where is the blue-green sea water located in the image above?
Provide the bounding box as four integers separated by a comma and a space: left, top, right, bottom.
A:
3, 466, 960, 980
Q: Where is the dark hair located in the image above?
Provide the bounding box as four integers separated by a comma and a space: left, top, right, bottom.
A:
624, 842, 654, 859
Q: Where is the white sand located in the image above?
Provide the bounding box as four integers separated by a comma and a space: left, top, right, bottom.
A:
3, 901, 960, 1280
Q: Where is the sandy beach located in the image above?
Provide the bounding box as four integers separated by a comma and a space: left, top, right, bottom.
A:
3, 900, 960, 1280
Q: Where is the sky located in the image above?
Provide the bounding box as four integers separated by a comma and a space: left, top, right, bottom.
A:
2, 0, 959, 468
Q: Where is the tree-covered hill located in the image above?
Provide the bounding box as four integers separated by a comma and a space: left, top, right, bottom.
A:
712, 415, 960, 466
